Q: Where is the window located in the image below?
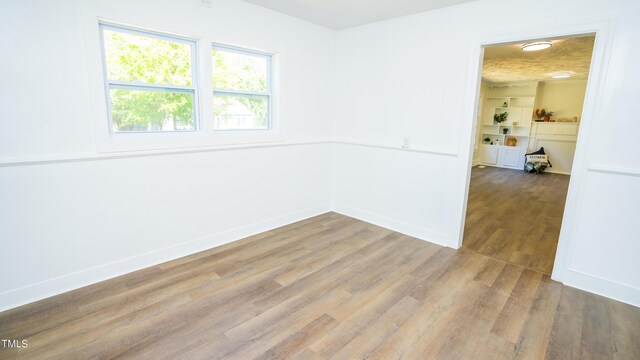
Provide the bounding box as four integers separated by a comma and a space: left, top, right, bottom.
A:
100, 24, 198, 133
212, 45, 272, 130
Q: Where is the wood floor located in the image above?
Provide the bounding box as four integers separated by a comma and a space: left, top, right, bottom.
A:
463, 166, 571, 274
1, 213, 639, 359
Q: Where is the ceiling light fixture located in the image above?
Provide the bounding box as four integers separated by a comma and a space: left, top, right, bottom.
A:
521, 41, 552, 52
551, 72, 572, 79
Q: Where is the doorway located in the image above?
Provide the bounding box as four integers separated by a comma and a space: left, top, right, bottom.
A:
460, 34, 597, 275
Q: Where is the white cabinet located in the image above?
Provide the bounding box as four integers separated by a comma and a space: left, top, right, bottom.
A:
531, 122, 579, 136
555, 123, 579, 135
482, 146, 499, 165
481, 145, 525, 169
499, 147, 523, 168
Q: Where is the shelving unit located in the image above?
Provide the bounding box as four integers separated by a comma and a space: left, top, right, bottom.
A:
482, 96, 534, 146
480, 84, 538, 169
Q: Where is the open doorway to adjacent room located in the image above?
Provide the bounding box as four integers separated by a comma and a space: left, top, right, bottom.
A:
462, 35, 595, 275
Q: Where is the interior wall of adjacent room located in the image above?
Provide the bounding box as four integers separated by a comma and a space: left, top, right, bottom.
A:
332, 0, 640, 306
0, 0, 335, 311
534, 80, 588, 121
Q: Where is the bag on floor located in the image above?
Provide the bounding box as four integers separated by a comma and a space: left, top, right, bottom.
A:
524, 147, 552, 174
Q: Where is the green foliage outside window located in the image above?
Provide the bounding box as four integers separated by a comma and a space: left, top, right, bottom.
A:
212, 49, 269, 130
103, 29, 194, 132
103, 27, 272, 132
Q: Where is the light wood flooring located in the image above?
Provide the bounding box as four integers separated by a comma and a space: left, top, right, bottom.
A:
463, 166, 571, 274
1, 212, 639, 359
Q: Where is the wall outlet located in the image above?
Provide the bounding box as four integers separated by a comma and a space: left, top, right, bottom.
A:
402, 137, 410, 148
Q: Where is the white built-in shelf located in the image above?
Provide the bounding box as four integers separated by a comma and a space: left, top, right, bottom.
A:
480, 84, 539, 169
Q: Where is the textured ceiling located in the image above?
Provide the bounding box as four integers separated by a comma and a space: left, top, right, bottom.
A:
241, 0, 477, 30
482, 36, 595, 84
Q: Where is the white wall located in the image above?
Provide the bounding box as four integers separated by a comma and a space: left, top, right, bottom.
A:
534, 80, 588, 122
2, 0, 639, 311
0, 0, 334, 311
333, 144, 456, 246
332, 0, 640, 306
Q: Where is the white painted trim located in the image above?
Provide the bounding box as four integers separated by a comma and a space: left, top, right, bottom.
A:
333, 204, 451, 248
0, 205, 330, 312
0, 140, 330, 167
332, 140, 458, 157
545, 170, 572, 176
563, 269, 640, 307
454, 14, 620, 289
588, 164, 640, 177
0, 140, 455, 167
550, 17, 618, 285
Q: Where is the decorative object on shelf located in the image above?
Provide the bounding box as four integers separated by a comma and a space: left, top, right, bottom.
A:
535, 109, 554, 122
494, 112, 508, 124
502, 128, 509, 134
512, 121, 519, 126
483, 137, 491, 144
502, 101, 508, 107
557, 117, 579, 123
505, 137, 517, 147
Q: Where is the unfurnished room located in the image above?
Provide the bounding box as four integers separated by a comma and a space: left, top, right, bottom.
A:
1, 0, 639, 359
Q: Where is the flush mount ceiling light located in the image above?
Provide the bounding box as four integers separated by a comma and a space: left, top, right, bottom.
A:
551, 72, 572, 79
521, 41, 552, 51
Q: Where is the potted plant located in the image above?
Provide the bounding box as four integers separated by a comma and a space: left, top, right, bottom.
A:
502, 128, 509, 134
483, 137, 491, 144
493, 112, 508, 124
535, 109, 554, 122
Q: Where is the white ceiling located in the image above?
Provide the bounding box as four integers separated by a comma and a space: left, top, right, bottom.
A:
240, 0, 478, 30
482, 36, 596, 83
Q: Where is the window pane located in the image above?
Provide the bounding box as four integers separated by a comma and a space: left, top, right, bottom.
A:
103, 29, 192, 86
214, 94, 268, 130
110, 88, 195, 132
212, 49, 267, 92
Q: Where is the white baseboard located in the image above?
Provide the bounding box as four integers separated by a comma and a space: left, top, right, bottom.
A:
0, 205, 331, 312
545, 169, 571, 175
561, 269, 640, 308
333, 203, 452, 248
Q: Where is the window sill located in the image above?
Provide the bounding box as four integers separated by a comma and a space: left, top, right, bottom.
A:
95, 128, 284, 154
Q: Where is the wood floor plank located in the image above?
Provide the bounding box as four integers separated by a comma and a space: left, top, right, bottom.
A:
254, 314, 339, 360
491, 269, 544, 343
511, 275, 562, 359
1, 212, 637, 359
463, 166, 570, 274
329, 295, 421, 360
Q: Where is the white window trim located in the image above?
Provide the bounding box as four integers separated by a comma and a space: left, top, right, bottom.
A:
79, 2, 284, 153
99, 23, 200, 135
212, 43, 274, 132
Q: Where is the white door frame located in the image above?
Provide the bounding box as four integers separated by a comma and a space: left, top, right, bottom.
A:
454, 15, 618, 283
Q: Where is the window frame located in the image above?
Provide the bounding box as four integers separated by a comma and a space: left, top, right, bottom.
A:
212, 43, 273, 132
99, 23, 200, 135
